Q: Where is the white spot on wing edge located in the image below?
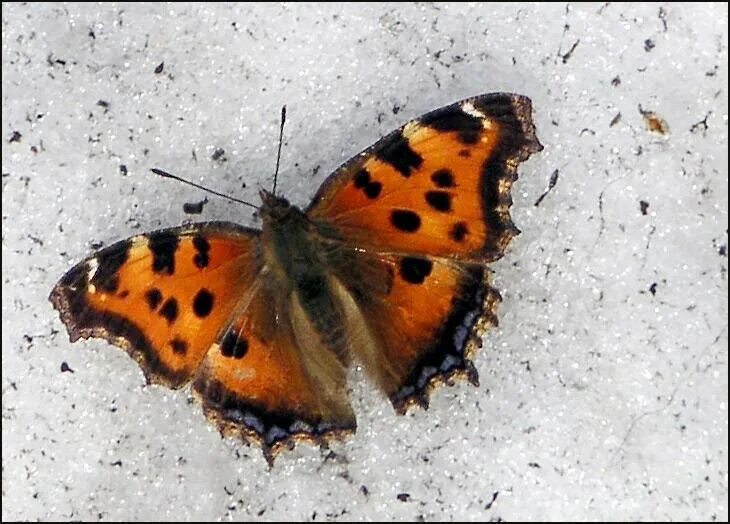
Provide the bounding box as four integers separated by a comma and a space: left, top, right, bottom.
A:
86, 259, 99, 293
461, 101, 485, 119
402, 120, 421, 138
130, 234, 149, 248
86, 258, 99, 282
461, 102, 494, 130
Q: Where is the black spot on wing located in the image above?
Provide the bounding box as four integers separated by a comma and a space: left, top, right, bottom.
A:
450, 222, 469, 242
431, 169, 454, 188
420, 106, 482, 144
221, 331, 248, 359
100, 275, 119, 293
145, 288, 163, 310
399, 257, 433, 284
364, 181, 382, 199
376, 132, 423, 177
159, 297, 178, 324
193, 288, 214, 318
390, 210, 421, 232
425, 191, 452, 212
352, 168, 382, 199
90, 239, 131, 293
353, 169, 370, 188
192, 236, 210, 269
148, 232, 179, 275
170, 338, 188, 355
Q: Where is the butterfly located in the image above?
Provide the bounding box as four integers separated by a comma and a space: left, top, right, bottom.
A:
50, 93, 542, 464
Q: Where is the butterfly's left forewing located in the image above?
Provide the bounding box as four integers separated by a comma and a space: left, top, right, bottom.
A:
50, 222, 263, 388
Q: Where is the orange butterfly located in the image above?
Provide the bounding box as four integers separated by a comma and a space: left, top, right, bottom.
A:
50, 93, 542, 464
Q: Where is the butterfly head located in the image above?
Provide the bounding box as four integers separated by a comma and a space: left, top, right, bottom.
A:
259, 189, 298, 223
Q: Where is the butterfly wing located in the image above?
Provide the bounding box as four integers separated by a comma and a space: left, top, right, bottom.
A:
192, 272, 355, 462
308, 93, 542, 410
321, 242, 503, 413
308, 93, 541, 262
50, 222, 263, 388
51, 222, 355, 460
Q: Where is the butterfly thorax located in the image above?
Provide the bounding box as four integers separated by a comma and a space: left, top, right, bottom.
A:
259, 190, 321, 285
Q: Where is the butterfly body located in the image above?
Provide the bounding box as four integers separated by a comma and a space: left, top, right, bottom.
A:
259, 191, 331, 301
51, 93, 542, 463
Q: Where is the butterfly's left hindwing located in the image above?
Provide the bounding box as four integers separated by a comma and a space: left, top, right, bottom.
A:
192, 276, 356, 463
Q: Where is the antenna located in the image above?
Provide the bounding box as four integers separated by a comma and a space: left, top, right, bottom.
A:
150, 168, 259, 210
272, 105, 286, 196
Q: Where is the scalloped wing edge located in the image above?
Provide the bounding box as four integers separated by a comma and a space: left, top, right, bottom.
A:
192, 376, 357, 467
389, 269, 502, 415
